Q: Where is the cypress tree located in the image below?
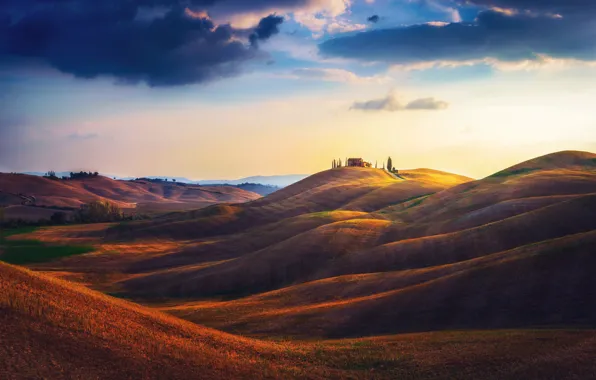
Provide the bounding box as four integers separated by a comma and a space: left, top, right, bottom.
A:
387, 157, 393, 172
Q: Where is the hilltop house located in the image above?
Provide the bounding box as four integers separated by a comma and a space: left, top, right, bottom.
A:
347, 158, 372, 168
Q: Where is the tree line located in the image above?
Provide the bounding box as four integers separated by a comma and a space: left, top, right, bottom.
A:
44, 171, 100, 180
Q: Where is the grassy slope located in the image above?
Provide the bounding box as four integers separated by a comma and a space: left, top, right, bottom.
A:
0, 261, 314, 379
4, 262, 596, 380
171, 231, 596, 337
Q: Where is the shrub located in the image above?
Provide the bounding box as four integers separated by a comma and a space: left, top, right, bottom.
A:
75, 201, 124, 223
50, 211, 68, 225
44, 171, 59, 180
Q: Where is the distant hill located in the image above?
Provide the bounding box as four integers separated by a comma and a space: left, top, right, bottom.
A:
0, 174, 261, 221
229, 183, 280, 196
199, 174, 309, 187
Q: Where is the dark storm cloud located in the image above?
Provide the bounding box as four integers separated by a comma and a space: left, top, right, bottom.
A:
0, 1, 287, 86
0, 0, 315, 11
367, 15, 379, 23
320, 3, 596, 66
250, 14, 284, 47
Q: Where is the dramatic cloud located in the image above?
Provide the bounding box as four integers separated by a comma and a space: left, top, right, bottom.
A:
351, 93, 448, 112
198, 0, 349, 33
320, 4, 596, 66
0, 1, 288, 86
367, 15, 379, 23
250, 14, 284, 46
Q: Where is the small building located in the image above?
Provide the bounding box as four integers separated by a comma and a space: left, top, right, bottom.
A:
347, 158, 372, 168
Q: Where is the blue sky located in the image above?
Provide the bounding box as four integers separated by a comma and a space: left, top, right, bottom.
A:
1, 0, 596, 179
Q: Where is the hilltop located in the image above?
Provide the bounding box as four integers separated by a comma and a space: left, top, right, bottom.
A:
490, 150, 596, 177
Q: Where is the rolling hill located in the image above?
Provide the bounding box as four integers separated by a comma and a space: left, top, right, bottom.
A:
0, 261, 301, 379
105, 151, 596, 338
108, 166, 470, 240
6, 151, 596, 342
0, 173, 261, 221
4, 261, 596, 380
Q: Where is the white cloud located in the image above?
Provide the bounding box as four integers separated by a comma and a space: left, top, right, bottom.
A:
425, 0, 462, 22
326, 19, 367, 33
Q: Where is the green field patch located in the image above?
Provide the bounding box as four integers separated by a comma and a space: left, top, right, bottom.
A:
490, 167, 539, 178
0, 227, 94, 265
0, 226, 39, 238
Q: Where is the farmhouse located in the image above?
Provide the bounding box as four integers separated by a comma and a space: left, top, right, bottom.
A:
347, 158, 372, 168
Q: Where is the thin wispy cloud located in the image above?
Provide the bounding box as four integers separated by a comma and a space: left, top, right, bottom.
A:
288, 68, 389, 84
351, 93, 449, 112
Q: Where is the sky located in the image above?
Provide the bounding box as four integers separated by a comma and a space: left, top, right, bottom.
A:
1, 0, 596, 180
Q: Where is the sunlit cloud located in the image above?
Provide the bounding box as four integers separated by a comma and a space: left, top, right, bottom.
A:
389, 55, 596, 73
